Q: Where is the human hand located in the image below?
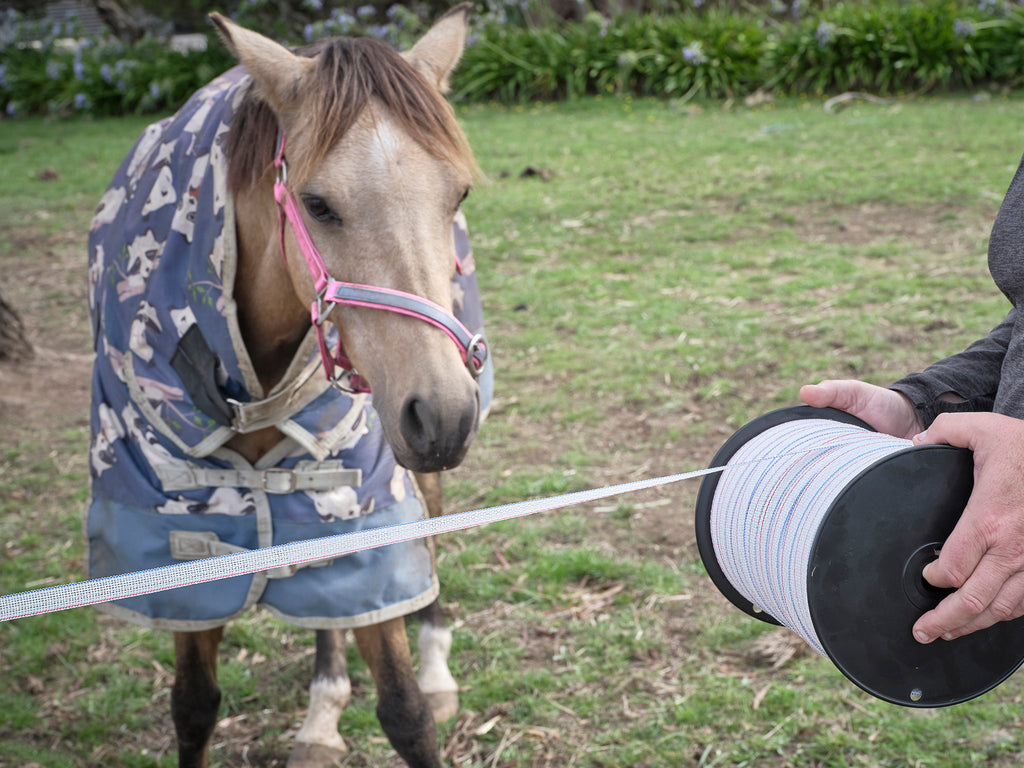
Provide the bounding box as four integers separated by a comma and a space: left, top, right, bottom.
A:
799, 379, 922, 439
910, 412, 1024, 643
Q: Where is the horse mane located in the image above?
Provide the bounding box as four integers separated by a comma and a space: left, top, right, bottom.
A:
225, 36, 476, 194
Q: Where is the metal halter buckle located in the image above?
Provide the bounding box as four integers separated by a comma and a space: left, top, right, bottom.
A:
313, 285, 330, 327
327, 369, 362, 395
466, 333, 487, 379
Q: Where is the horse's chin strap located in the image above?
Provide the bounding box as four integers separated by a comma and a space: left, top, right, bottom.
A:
271, 133, 487, 393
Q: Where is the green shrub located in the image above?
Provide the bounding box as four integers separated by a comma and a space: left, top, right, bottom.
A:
454, 1, 1024, 102
4, 2, 1024, 117
0, 12, 232, 117
761, 0, 1017, 96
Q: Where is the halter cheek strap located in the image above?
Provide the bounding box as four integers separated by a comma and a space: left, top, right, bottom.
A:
272, 134, 487, 392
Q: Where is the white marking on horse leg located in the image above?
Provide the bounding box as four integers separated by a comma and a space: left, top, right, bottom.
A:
417, 623, 456, 695
294, 675, 351, 753
417, 622, 459, 723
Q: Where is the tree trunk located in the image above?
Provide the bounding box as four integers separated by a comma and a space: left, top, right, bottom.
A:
87, 0, 145, 44
0, 289, 33, 362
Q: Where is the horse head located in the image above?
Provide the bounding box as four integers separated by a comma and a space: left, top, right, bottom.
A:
210, 6, 482, 473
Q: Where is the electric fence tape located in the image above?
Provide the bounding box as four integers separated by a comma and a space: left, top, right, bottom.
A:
1, 458, 799, 623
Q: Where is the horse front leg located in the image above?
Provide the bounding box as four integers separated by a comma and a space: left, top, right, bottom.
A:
354, 617, 441, 768
288, 629, 351, 768
172, 627, 224, 768
412, 471, 459, 724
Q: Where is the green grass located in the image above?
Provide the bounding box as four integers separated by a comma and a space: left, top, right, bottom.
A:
3, 93, 1024, 766
0, 115, 153, 238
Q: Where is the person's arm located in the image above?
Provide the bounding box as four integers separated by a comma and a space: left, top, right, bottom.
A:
801, 310, 1016, 438
889, 308, 1017, 427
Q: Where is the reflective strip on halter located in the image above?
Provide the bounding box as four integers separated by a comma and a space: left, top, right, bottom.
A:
270, 132, 488, 387
321, 281, 488, 375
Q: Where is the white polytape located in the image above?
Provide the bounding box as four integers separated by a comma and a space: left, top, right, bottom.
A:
709, 419, 911, 655
1, 460, 781, 623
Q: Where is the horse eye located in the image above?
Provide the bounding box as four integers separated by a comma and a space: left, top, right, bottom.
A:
455, 187, 470, 212
302, 195, 340, 225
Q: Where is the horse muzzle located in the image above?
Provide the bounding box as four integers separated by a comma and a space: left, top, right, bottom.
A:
388, 380, 480, 473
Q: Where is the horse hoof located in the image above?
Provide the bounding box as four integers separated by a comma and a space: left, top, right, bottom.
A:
287, 741, 347, 768
425, 690, 459, 723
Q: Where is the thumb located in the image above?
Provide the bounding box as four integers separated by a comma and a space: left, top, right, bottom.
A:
799, 381, 843, 409
912, 413, 983, 449
920, 559, 956, 590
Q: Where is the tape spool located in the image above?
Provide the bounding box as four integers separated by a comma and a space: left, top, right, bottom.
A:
694, 405, 1024, 707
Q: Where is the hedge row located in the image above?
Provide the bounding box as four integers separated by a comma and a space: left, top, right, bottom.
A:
2, 1, 1023, 118
454, 1, 1024, 102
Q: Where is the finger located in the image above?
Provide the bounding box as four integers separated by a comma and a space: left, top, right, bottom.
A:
913, 554, 1012, 643
915, 570, 1024, 643
799, 382, 836, 409
912, 412, 991, 449
799, 380, 861, 411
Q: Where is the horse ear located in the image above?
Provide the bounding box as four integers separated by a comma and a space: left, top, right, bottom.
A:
208, 12, 312, 117
402, 2, 472, 93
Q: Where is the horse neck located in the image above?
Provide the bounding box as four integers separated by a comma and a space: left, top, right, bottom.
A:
232, 179, 310, 395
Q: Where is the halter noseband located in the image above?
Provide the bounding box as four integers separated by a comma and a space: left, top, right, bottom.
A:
272, 133, 487, 393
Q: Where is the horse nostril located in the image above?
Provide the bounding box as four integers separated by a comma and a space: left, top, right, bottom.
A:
400, 396, 433, 455
397, 391, 479, 472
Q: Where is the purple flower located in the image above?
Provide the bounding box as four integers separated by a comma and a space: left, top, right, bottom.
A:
100, 63, 112, 83
73, 56, 85, 80
46, 60, 60, 80
331, 9, 355, 32
815, 21, 835, 47
954, 18, 977, 38
74, 92, 89, 110
682, 42, 708, 66
357, 4, 376, 21
303, 0, 323, 9
303, 23, 314, 42
0, 63, 6, 89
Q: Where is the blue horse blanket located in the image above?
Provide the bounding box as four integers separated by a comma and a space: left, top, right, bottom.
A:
86, 67, 491, 630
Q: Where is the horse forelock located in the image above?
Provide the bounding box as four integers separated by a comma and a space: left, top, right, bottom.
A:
226, 36, 475, 195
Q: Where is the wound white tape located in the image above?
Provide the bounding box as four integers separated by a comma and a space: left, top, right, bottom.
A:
708, 419, 911, 654
2, 462, 761, 622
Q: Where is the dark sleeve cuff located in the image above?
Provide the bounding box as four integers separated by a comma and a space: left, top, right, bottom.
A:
889, 376, 993, 428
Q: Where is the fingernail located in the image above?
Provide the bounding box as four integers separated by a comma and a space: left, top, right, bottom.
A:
943, 632, 954, 641
915, 630, 931, 643
912, 432, 926, 444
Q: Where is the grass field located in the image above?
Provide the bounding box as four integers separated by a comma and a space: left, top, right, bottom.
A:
2, 91, 1024, 767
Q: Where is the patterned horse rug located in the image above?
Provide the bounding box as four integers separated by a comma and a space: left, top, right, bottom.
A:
86, 66, 491, 631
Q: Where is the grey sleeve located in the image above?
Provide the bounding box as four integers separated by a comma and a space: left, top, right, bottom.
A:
889, 308, 1016, 427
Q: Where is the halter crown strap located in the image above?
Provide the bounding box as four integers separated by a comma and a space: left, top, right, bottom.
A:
271, 132, 487, 390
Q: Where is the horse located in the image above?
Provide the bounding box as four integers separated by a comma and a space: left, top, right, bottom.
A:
84, 5, 489, 767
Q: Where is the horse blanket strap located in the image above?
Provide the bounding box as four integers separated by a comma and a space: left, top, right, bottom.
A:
169, 531, 331, 579
85, 66, 493, 631
155, 461, 362, 494
272, 133, 488, 390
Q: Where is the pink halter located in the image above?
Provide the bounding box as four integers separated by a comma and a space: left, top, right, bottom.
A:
272, 133, 487, 393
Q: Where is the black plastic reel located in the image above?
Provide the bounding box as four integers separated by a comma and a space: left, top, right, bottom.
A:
694, 405, 1024, 707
